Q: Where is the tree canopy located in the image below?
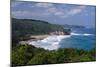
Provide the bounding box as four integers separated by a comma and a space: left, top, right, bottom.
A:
12, 44, 96, 66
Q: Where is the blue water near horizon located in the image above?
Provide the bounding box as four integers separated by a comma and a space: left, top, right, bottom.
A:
60, 28, 96, 50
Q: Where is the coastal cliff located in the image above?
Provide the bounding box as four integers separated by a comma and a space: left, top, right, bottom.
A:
12, 18, 71, 47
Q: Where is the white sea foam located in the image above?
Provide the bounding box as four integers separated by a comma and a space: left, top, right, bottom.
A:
29, 35, 71, 50
71, 32, 93, 36
83, 33, 93, 36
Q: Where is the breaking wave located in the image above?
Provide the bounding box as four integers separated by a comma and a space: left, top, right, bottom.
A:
29, 35, 71, 50
71, 32, 93, 36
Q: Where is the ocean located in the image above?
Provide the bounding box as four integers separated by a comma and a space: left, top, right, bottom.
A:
29, 28, 96, 50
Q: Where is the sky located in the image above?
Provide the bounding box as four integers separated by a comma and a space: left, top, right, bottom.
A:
11, 1, 96, 28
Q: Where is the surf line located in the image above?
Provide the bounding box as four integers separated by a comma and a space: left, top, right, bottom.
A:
28, 35, 71, 50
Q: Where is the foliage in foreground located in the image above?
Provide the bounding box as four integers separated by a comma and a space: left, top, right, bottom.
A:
11, 44, 96, 66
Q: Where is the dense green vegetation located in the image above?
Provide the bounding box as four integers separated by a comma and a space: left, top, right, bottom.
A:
12, 44, 96, 66
12, 18, 64, 35
12, 18, 65, 47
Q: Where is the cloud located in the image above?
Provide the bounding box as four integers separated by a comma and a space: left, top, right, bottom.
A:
35, 3, 53, 8
54, 11, 64, 16
45, 5, 86, 18
12, 2, 86, 19
47, 7, 57, 13
12, 10, 50, 18
46, 7, 64, 17
68, 6, 86, 15
60, 6, 86, 18
11, 1, 23, 8
12, 11, 29, 17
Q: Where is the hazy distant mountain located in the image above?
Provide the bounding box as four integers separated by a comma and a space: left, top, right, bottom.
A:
62, 24, 85, 29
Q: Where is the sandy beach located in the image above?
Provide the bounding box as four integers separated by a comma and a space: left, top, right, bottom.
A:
30, 35, 49, 40
19, 35, 49, 44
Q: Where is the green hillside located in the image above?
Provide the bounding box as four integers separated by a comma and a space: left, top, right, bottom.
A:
12, 18, 64, 47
